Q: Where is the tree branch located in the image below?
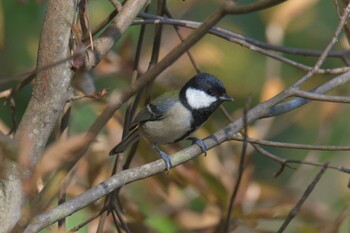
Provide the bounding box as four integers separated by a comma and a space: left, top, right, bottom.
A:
269, 70, 350, 116
277, 164, 328, 232
84, 0, 148, 71
232, 135, 350, 151
24, 117, 237, 232
4, 1, 76, 232
223, 0, 288, 14
134, 15, 350, 74
15, 0, 76, 163
24, 67, 350, 232
292, 89, 350, 103
17, 1, 350, 232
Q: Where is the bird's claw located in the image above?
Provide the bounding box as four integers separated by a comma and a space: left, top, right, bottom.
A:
152, 144, 172, 171
187, 137, 208, 156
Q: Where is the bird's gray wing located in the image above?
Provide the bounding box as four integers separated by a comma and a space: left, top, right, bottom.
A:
130, 91, 178, 129
110, 91, 178, 154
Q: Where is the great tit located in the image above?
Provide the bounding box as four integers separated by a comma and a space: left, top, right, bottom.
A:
109, 72, 233, 170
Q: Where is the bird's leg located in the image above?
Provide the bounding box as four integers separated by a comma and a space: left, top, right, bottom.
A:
187, 137, 208, 156
152, 144, 172, 171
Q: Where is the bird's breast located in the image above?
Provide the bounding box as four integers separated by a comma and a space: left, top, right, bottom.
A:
140, 102, 193, 144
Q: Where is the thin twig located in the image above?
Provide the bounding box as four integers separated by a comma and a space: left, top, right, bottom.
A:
223, 0, 287, 14
134, 15, 350, 74
276, 164, 328, 233
136, 14, 350, 59
269, 70, 350, 117
96, 209, 108, 233
0, 47, 86, 85
26, 5, 227, 229
100, 3, 152, 232
111, 210, 122, 233
22, 1, 350, 232
223, 97, 250, 232
292, 88, 350, 103
164, 7, 201, 73
250, 142, 350, 176
122, 3, 151, 139
70, 210, 103, 231
232, 135, 350, 151
293, 2, 350, 87
112, 202, 131, 233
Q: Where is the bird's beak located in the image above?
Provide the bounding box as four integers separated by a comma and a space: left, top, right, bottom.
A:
220, 93, 234, 102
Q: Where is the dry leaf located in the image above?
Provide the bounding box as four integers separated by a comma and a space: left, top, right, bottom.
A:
175, 206, 220, 230
87, 88, 109, 100
95, 52, 123, 75
78, 0, 93, 49
34, 134, 90, 181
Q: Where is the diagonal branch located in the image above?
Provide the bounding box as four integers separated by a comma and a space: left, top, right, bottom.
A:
24, 67, 350, 232
30, 2, 227, 221
291, 89, 350, 103
84, 0, 148, 71
277, 164, 328, 233
134, 15, 350, 74
269, 70, 350, 116
223, 0, 288, 14
232, 135, 350, 151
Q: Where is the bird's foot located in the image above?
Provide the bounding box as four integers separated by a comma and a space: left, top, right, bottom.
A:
152, 144, 172, 171
187, 137, 208, 156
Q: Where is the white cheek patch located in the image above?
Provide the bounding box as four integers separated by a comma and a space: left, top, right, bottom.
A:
186, 88, 216, 109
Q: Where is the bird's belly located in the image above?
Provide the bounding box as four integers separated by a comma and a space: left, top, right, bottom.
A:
140, 103, 192, 144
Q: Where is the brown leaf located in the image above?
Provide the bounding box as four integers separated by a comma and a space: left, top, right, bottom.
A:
34, 134, 90, 181
94, 52, 123, 75
78, 0, 93, 49
175, 206, 220, 230
87, 88, 109, 100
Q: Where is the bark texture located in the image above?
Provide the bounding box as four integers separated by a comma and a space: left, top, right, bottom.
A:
0, 161, 22, 233
0, 1, 76, 232
15, 0, 76, 163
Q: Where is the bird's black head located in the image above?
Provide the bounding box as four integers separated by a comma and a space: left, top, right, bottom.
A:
179, 72, 233, 129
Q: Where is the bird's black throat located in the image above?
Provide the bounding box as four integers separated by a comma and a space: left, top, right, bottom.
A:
190, 101, 221, 128
175, 95, 222, 143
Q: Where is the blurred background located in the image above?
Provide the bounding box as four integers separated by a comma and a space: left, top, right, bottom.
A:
0, 0, 350, 232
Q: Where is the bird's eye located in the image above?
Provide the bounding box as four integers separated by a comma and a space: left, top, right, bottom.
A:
206, 89, 213, 95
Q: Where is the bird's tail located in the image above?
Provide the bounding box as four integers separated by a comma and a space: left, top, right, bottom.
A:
109, 129, 142, 155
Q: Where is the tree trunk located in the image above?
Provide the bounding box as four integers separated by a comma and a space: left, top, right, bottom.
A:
0, 1, 76, 232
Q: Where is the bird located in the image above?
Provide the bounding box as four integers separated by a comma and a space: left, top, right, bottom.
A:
109, 72, 234, 171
